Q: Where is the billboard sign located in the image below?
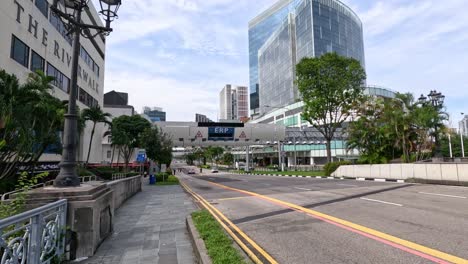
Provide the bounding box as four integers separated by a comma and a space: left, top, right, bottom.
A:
208, 127, 235, 141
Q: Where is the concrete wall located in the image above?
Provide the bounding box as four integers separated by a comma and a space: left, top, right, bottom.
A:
332, 163, 468, 183
107, 175, 142, 210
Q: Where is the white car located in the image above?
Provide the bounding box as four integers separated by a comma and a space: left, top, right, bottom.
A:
211, 167, 219, 173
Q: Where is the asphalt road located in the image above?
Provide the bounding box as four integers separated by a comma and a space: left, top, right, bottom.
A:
177, 168, 468, 264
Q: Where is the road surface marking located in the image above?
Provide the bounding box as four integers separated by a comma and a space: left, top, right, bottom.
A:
218, 196, 249, 201
360, 197, 403, 207
337, 184, 358, 187
294, 187, 312, 191
418, 192, 467, 199
180, 181, 278, 264
206, 181, 465, 264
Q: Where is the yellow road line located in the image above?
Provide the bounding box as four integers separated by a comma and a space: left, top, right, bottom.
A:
208, 181, 468, 264
218, 196, 250, 201
180, 181, 278, 264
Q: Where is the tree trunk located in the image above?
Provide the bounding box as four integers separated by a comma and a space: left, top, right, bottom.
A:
117, 148, 121, 172
326, 138, 332, 163
85, 122, 96, 166
110, 145, 115, 168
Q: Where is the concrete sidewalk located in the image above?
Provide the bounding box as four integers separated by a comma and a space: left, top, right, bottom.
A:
83, 184, 196, 264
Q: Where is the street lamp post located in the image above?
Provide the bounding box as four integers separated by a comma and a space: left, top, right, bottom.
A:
461, 113, 465, 158
418, 90, 445, 159
51, 0, 121, 187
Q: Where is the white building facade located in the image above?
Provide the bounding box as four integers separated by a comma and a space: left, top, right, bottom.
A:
219, 84, 249, 121
0, 0, 106, 163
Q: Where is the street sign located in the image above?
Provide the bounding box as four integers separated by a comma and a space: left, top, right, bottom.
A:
161, 164, 167, 173
136, 153, 146, 163
239, 131, 247, 139
208, 127, 235, 141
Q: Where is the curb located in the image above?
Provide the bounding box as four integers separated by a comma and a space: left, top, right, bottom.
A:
228, 172, 406, 183
186, 215, 212, 264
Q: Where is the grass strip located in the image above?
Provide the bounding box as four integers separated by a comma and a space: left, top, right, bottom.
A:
191, 210, 247, 264
155, 175, 180, 185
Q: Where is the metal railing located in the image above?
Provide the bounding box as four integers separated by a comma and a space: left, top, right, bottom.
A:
0, 199, 67, 264
111, 173, 137, 181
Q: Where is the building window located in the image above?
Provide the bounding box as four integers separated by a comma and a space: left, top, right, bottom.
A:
80, 46, 100, 77
106, 151, 111, 159
31, 51, 45, 73
50, 12, 72, 45
35, 0, 49, 18
11, 35, 30, 68
47, 63, 70, 93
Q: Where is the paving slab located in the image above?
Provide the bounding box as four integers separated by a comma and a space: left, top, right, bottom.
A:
82, 184, 196, 264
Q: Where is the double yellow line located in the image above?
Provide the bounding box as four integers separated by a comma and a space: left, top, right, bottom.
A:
207, 181, 468, 264
180, 181, 278, 264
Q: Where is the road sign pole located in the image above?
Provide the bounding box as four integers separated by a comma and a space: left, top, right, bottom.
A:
245, 145, 250, 173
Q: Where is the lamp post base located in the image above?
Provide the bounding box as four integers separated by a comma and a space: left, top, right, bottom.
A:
54, 161, 81, 187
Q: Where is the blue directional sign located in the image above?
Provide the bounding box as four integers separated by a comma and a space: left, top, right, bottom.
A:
136, 153, 146, 163
208, 127, 235, 141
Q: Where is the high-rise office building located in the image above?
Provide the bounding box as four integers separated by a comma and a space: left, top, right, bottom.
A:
219, 85, 249, 120
143, 106, 166, 122
249, 0, 365, 115
195, 114, 213, 123
248, 0, 303, 113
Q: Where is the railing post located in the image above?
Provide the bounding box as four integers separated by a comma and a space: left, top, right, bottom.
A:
28, 214, 41, 264
59, 202, 67, 256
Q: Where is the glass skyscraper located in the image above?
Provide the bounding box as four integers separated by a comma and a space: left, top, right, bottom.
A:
249, 0, 365, 114
248, 0, 302, 112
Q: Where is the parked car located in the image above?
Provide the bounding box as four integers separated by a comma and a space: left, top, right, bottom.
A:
211, 167, 219, 173
187, 169, 196, 174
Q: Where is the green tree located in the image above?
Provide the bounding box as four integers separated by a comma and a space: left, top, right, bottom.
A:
0, 70, 65, 180
143, 127, 173, 166
221, 152, 234, 165
347, 92, 447, 163
82, 105, 111, 166
296, 52, 366, 162
111, 115, 151, 171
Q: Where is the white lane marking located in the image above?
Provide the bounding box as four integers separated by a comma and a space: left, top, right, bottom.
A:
337, 184, 358, 187
418, 192, 467, 199
294, 187, 312, 191
360, 197, 403, 207
357, 178, 366, 181
374, 179, 386, 182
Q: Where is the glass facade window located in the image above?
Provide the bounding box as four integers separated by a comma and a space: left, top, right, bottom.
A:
47, 63, 70, 93
79, 87, 98, 107
35, 0, 49, 18
251, 0, 365, 115
259, 14, 297, 115
80, 46, 100, 77
50, 12, 72, 45
248, 0, 302, 110
10, 35, 30, 68
31, 51, 45, 73
284, 115, 299, 127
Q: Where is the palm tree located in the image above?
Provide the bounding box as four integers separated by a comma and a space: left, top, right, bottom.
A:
82, 105, 111, 166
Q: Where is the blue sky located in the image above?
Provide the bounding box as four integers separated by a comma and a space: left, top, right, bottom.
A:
101, 0, 468, 127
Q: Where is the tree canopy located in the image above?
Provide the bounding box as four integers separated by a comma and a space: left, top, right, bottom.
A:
296, 52, 366, 162
0, 70, 66, 179
111, 115, 151, 170
347, 93, 447, 163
